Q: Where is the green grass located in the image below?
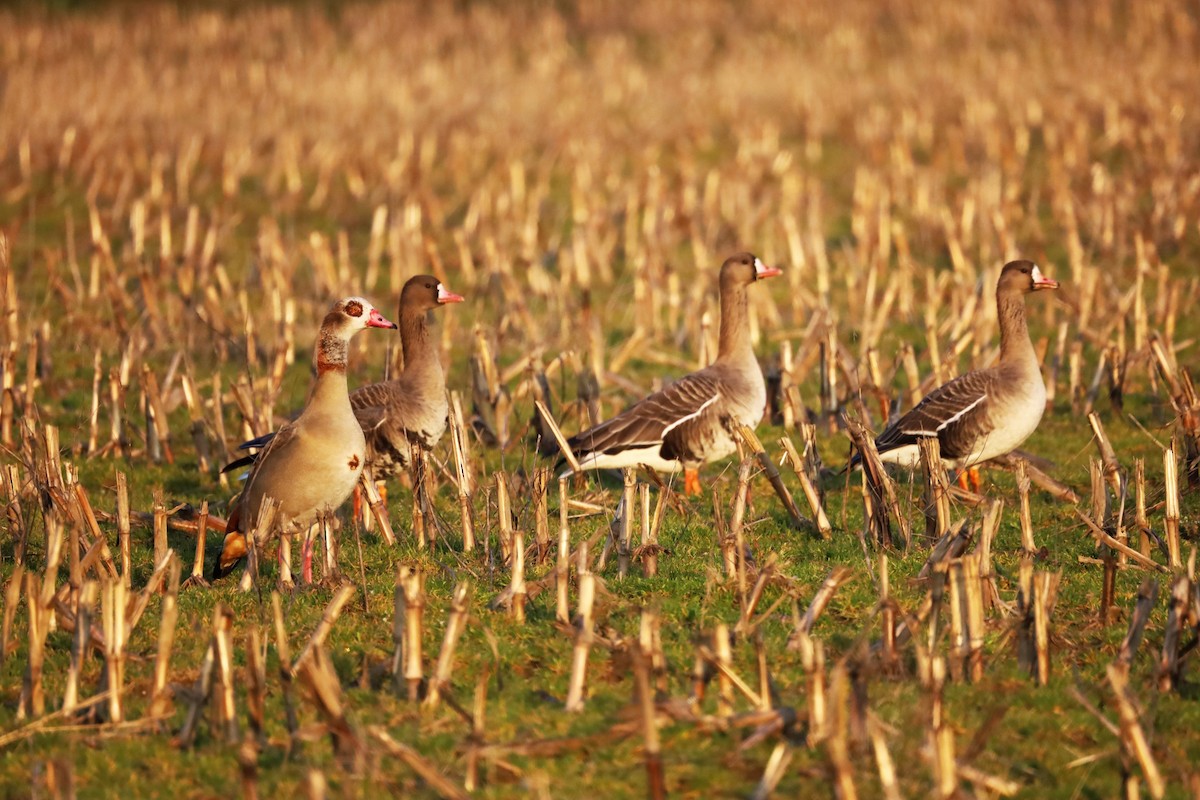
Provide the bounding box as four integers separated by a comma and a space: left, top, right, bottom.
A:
4, 1, 1200, 796
3, 381, 1199, 798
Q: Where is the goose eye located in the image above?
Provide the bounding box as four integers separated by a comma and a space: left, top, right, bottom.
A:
345, 300, 364, 317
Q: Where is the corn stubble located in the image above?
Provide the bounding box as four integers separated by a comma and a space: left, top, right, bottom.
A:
2, 0, 1200, 797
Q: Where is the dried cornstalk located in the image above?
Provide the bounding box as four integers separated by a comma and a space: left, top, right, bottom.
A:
779, 434, 831, 539
1088, 411, 1123, 498
1, 566, 24, 667
101, 578, 126, 723
181, 373, 211, 474
399, 565, 425, 701
184, 501, 209, 587
876, 555, 899, 672
1164, 444, 1181, 568
495, 471, 512, 561
298, 646, 362, 770
291, 584, 357, 675
977, 499, 1004, 611
213, 603, 239, 743
1107, 664, 1166, 799
1159, 573, 1191, 692
245, 624, 267, 742
72, 482, 118, 581
556, 477, 571, 623
631, 644, 665, 800
359, 473, 395, 546
844, 415, 909, 549
928, 656, 956, 798
790, 566, 853, 646
62, 579, 97, 715
152, 487, 168, 568
320, 512, 338, 580
713, 486, 736, 577
1033, 571, 1058, 686
176, 636, 216, 748
1134, 458, 1152, 557
149, 555, 182, 721
797, 633, 826, 742
449, 391, 475, 552
535, 399, 582, 475
713, 622, 735, 717
919, 437, 951, 539
369, 727, 469, 800
22, 574, 49, 719
752, 742, 793, 800
270, 593, 300, 743
638, 483, 661, 578
1116, 578, 1159, 672
729, 459, 752, 596
826, 666, 858, 800
947, 555, 984, 682
1016, 459, 1036, 554
425, 582, 471, 709
618, 468, 635, 579
736, 424, 807, 530
564, 571, 596, 713
533, 467, 550, 557
115, 471, 131, 588
510, 529, 527, 622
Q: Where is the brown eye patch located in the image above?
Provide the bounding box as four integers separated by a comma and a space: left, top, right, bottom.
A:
345, 300, 364, 318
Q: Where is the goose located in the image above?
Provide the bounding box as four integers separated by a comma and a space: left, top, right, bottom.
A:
212, 296, 397, 579
348, 275, 462, 484
224, 275, 464, 503
561, 252, 781, 495
853, 259, 1059, 489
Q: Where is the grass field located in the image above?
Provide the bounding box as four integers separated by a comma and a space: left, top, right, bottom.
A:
3, 1, 1200, 797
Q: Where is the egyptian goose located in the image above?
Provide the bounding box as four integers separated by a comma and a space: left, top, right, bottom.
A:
348, 275, 463, 481
212, 296, 397, 579
562, 252, 781, 494
856, 260, 1059, 487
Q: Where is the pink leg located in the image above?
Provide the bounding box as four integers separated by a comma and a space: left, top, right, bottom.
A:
302, 534, 315, 584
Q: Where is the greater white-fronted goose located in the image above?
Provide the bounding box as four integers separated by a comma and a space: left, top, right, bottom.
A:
562, 252, 781, 494
348, 274, 463, 481
855, 260, 1059, 488
213, 296, 397, 579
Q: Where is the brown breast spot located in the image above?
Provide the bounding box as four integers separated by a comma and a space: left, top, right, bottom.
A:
348, 454, 361, 470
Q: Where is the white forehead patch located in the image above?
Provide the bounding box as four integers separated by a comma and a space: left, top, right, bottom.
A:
1030, 264, 1044, 281
753, 257, 767, 275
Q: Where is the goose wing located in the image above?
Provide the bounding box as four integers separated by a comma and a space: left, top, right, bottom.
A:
238, 420, 301, 499
568, 371, 724, 462
875, 370, 993, 460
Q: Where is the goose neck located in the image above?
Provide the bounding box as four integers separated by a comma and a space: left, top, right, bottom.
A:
399, 309, 442, 379
716, 282, 753, 364
997, 291, 1035, 366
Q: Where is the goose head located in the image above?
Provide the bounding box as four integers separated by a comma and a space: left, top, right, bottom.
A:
323, 296, 398, 335
315, 297, 395, 373
998, 260, 1059, 297
400, 274, 465, 313
719, 252, 782, 289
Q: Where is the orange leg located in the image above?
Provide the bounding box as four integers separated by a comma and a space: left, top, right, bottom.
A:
352, 484, 363, 521
968, 467, 982, 493
956, 467, 983, 492
379, 482, 388, 509
684, 467, 702, 496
